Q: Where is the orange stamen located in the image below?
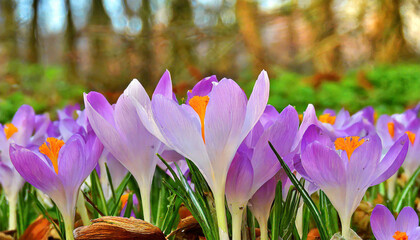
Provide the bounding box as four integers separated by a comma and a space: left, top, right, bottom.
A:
393, 231, 408, 240
4, 123, 18, 140
334, 136, 365, 160
405, 131, 416, 145
120, 193, 129, 210
39, 138, 65, 174
189, 96, 209, 143
298, 114, 303, 122
319, 113, 336, 125
388, 122, 395, 138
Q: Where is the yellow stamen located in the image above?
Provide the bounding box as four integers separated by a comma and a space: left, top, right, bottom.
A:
189, 96, 209, 142
4, 123, 18, 140
393, 231, 408, 240
374, 111, 378, 123
39, 138, 65, 174
334, 136, 365, 160
319, 113, 336, 125
388, 122, 395, 138
298, 114, 303, 122
405, 131, 416, 145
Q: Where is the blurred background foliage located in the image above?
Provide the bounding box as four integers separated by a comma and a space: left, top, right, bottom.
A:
1, 0, 420, 122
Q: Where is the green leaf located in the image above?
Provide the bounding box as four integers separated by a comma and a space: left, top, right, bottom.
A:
90, 170, 109, 216
29, 193, 63, 240
395, 166, 420, 212
104, 162, 116, 203
269, 141, 329, 240
157, 154, 219, 240
110, 172, 132, 216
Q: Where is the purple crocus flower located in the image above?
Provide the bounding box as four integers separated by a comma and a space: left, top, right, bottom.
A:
0, 105, 50, 230
131, 70, 270, 239
296, 104, 375, 144
10, 133, 102, 240
371, 204, 420, 240
225, 105, 299, 240
300, 125, 409, 239
377, 110, 420, 177
84, 71, 175, 223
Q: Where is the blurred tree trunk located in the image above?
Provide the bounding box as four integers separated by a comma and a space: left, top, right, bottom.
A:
138, 0, 155, 84
1, 0, 17, 59
286, 0, 298, 70
89, 0, 110, 89
236, 0, 268, 74
28, 0, 39, 63
168, 0, 200, 81
65, 0, 78, 82
370, 0, 408, 62
306, 0, 342, 73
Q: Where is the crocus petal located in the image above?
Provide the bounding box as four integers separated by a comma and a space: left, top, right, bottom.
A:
11, 105, 36, 145
58, 135, 86, 189
370, 204, 397, 240
84, 92, 116, 127
396, 207, 419, 233
151, 95, 212, 184
334, 109, 350, 128
153, 70, 174, 100
347, 134, 382, 190
293, 104, 319, 151
408, 227, 420, 239
84, 92, 131, 164
186, 75, 217, 103
225, 152, 254, 206
376, 115, 394, 149
370, 134, 409, 186
240, 70, 270, 141
124, 79, 152, 113
301, 142, 346, 189
250, 105, 298, 193
10, 144, 63, 195
301, 124, 332, 152
205, 78, 247, 179
82, 132, 103, 178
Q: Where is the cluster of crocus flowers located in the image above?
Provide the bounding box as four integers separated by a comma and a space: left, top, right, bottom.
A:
0, 105, 50, 230
4, 69, 420, 240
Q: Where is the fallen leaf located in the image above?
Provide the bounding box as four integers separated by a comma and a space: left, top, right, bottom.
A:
74, 216, 165, 240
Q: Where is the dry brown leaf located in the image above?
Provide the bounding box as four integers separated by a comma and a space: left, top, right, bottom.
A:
0, 232, 14, 240
74, 216, 165, 240
167, 215, 204, 240
307, 228, 320, 240
19, 216, 55, 240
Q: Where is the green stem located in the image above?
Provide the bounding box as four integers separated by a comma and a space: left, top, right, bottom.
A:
63, 215, 75, 240
140, 183, 152, 223
214, 191, 229, 240
76, 191, 90, 226
230, 204, 245, 240
340, 216, 351, 240
8, 194, 17, 230
258, 218, 269, 240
